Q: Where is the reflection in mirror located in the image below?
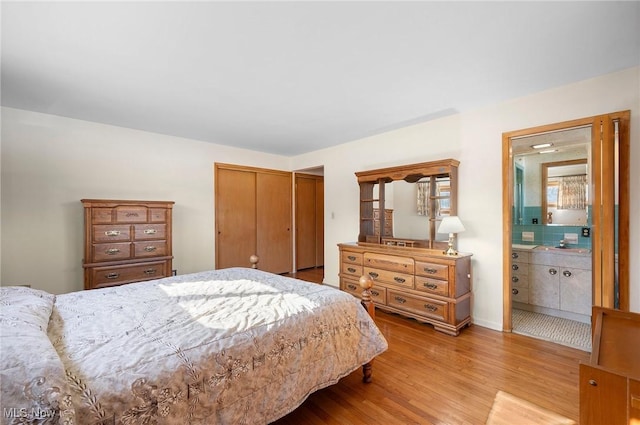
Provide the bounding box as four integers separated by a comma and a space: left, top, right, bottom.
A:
542, 159, 588, 226
386, 177, 451, 242
512, 126, 590, 227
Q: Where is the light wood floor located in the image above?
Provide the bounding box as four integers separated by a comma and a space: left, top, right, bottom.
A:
275, 267, 589, 424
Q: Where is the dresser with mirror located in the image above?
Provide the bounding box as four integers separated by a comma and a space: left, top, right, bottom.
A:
339, 159, 473, 336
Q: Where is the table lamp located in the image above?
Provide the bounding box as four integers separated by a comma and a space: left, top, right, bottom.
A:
437, 216, 465, 256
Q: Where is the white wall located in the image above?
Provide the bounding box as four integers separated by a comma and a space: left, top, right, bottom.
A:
292, 66, 640, 329
0, 107, 289, 294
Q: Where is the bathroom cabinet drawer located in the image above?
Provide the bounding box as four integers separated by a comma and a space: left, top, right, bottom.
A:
511, 286, 529, 303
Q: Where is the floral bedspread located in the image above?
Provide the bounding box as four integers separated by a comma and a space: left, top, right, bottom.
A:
1, 268, 388, 424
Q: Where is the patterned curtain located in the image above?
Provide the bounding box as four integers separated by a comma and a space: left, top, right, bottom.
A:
557, 175, 587, 209
417, 182, 430, 215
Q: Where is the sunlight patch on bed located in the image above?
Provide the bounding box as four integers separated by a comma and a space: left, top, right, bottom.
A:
158, 278, 321, 330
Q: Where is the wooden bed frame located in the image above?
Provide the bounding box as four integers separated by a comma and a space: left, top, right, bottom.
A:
250, 255, 377, 383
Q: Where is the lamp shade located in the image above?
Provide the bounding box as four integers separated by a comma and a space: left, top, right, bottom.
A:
437, 216, 465, 234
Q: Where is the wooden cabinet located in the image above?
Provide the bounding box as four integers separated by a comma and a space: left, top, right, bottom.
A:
355, 159, 458, 249
215, 163, 292, 274
580, 307, 640, 425
339, 242, 472, 336
82, 199, 174, 290
373, 208, 393, 239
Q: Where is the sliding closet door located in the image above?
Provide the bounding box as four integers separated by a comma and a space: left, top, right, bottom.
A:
215, 166, 257, 269
256, 171, 292, 274
215, 163, 293, 274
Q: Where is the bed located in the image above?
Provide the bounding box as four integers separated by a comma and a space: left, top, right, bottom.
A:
0, 267, 388, 424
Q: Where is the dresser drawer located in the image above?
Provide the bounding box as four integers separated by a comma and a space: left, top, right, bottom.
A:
149, 208, 168, 223
92, 242, 132, 262
92, 208, 114, 224
93, 225, 131, 242
415, 276, 448, 296
342, 262, 363, 278
364, 253, 414, 274
134, 224, 167, 240
365, 267, 414, 289
115, 206, 148, 223
134, 241, 168, 258
415, 261, 448, 280
342, 278, 387, 304
387, 290, 448, 321
90, 261, 170, 289
341, 251, 363, 265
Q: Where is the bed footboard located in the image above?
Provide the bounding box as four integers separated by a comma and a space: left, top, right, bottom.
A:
359, 274, 376, 383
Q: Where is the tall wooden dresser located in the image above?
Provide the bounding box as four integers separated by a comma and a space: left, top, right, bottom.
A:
82, 199, 174, 290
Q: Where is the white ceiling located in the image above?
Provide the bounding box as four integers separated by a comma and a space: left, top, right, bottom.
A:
2, 1, 639, 156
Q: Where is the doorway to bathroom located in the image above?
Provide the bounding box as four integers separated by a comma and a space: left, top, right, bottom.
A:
502, 111, 630, 350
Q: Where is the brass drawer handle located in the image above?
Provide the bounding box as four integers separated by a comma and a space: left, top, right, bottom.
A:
105, 248, 120, 255
549, 268, 558, 275
347, 267, 356, 273
512, 276, 519, 283
424, 282, 438, 290
512, 264, 519, 271
144, 246, 157, 252
347, 284, 357, 291
143, 269, 157, 275
369, 272, 379, 279
105, 230, 121, 236
347, 255, 356, 261
105, 273, 119, 279
143, 229, 157, 235
424, 268, 438, 274
563, 270, 572, 277
371, 290, 380, 297
394, 277, 406, 284
424, 304, 438, 312
512, 252, 519, 259
126, 212, 139, 217
394, 296, 406, 304
512, 288, 519, 295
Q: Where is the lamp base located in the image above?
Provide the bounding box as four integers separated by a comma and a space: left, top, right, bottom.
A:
444, 246, 458, 256
443, 234, 458, 256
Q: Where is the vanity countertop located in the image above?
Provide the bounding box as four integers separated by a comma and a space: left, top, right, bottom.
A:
534, 245, 591, 255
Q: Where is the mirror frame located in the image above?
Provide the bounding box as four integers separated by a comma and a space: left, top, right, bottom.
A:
541, 158, 588, 226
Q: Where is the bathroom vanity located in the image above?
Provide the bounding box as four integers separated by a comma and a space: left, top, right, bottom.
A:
511, 245, 592, 322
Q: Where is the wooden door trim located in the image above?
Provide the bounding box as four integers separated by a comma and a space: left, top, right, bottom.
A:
501, 111, 630, 331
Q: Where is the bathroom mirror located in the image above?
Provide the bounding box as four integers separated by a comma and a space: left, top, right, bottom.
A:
511, 127, 590, 227
542, 159, 588, 226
